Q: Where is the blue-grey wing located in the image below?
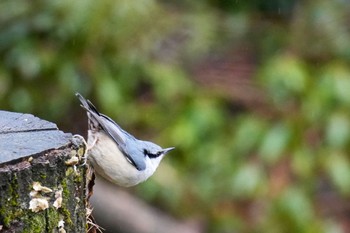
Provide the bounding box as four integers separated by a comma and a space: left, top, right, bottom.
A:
123, 143, 146, 171
99, 116, 146, 171
76, 93, 126, 146
94, 115, 146, 171
98, 114, 127, 147
76, 93, 145, 171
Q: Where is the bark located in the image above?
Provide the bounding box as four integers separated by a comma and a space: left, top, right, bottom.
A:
0, 110, 87, 233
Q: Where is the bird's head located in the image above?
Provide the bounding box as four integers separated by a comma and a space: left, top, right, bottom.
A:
142, 141, 175, 168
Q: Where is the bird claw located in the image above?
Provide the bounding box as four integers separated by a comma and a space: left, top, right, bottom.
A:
72, 134, 89, 166
79, 155, 88, 167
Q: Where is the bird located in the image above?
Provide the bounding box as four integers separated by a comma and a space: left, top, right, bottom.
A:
76, 93, 174, 187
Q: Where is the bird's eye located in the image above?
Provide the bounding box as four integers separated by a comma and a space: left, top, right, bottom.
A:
156, 151, 162, 156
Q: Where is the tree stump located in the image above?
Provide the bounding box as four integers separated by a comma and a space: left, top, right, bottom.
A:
0, 110, 87, 232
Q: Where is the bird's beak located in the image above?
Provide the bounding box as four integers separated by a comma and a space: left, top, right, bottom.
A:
162, 147, 175, 154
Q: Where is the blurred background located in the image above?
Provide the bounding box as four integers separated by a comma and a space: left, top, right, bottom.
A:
1, 0, 350, 232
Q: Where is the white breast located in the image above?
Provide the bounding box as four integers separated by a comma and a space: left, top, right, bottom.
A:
87, 131, 157, 187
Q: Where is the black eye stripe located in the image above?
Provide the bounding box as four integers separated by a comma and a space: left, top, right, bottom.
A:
144, 150, 162, 158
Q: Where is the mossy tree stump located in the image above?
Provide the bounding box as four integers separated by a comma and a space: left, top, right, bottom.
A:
0, 110, 87, 232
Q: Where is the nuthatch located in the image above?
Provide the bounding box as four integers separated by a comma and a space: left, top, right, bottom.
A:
76, 93, 174, 187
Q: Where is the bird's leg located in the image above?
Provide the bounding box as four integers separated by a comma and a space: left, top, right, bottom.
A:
79, 137, 98, 167
72, 134, 91, 166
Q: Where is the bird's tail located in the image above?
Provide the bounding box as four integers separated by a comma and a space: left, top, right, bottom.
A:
76, 93, 101, 131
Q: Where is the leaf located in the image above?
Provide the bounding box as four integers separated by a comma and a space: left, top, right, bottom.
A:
277, 187, 313, 229
326, 151, 350, 194
259, 123, 290, 164
231, 163, 265, 198
259, 55, 307, 105
233, 116, 265, 155
326, 112, 350, 148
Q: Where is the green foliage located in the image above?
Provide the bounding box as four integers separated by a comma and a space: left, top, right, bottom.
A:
259, 55, 308, 107
1, 0, 350, 232
259, 122, 291, 164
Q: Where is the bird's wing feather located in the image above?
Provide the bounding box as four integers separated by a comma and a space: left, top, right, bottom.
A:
76, 93, 145, 171
97, 115, 146, 170
91, 112, 127, 147
76, 93, 126, 146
